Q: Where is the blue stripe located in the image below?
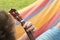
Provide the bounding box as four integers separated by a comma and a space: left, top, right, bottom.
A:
24, 0, 54, 21
36, 26, 60, 40
50, 18, 60, 28
15, 0, 54, 25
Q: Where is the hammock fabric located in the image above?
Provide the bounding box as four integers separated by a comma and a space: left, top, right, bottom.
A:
34, 10, 60, 38
21, 0, 49, 19
15, 0, 60, 39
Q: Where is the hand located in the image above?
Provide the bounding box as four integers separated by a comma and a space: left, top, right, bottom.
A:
23, 22, 36, 34
18, 22, 36, 40
56, 21, 60, 28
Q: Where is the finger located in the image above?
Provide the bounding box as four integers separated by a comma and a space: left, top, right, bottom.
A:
32, 28, 36, 33
26, 22, 32, 29
26, 25, 35, 32
30, 25, 36, 33
23, 22, 28, 28
23, 22, 32, 29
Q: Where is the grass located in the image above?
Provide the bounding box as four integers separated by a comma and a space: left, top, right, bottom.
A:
0, 0, 35, 11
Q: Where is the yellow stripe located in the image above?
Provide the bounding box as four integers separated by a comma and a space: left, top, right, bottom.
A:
15, 0, 60, 39
28, 0, 59, 29
18, 0, 44, 14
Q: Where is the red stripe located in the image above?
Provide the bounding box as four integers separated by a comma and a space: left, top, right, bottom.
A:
34, 10, 60, 38
21, 0, 49, 18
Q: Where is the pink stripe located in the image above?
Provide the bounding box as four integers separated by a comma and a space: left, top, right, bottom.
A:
21, 7, 34, 18
21, 0, 49, 18
34, 10, 60, 38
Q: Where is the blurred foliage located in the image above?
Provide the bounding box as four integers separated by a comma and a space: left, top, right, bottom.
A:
0, 0, 35, 11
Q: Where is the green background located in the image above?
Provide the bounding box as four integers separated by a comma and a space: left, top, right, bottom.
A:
0, 0, 35, 11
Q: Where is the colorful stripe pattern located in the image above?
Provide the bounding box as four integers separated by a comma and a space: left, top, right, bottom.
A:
15, 0, 60, 39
